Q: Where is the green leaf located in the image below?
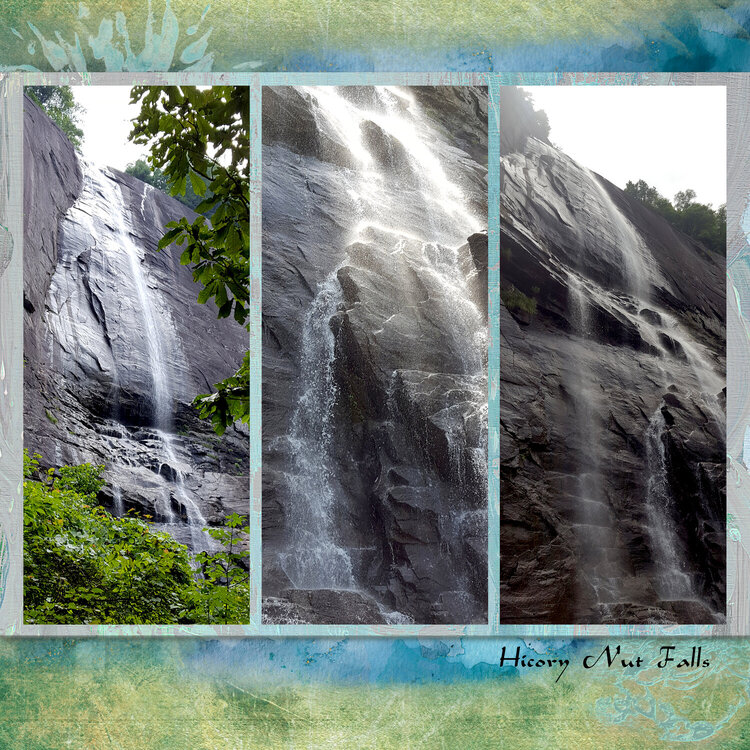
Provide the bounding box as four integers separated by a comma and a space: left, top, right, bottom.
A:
190, 170, 207, 197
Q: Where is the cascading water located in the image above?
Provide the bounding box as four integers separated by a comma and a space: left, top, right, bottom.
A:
278, 273, 356, 590
586, 170, 657, 298
114, 176, 217, 554
156, 429, 215, 552
112, 486, 124, 517
50, 162, 216, 554
566, 274, 623, 619
645, 406, 695, 600
270, 86, 488, 622
562, 166, 719, 617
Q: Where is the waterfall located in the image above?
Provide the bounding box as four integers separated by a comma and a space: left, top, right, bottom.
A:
562, 176, 717, 617
112, 486, 124, 517
139, 181, 153, 220
302, 86, 482, 247
497, 118, 723, 623
272, 86, 487, 619
112, 176, 216, 552
418, 240, 486, 373
581, 186, 718, 604
566, 274, 622, 619
279, 272, 355, 590
156, 428, 214, 553
586, 169, 659, 300
645, 407, 695, 600
50, 162, 215, 553
111, 173, 172, 429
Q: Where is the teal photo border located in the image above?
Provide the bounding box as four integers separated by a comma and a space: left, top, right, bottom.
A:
0, 71, 735, 638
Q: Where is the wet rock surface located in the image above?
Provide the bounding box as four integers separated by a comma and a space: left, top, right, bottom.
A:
23, 96, 249, 550
262, 86, 489, 625
499, 95, 726, 624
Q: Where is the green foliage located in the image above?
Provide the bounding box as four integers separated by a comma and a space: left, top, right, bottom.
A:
125, 157, 168, 191
193, 350, 250, 436
23, 449, 40, 480
501, 286, 537, 316
624, 179, 665, 208
24, 451, 249, 625
27, 85, 84, 148
674, 189, 696, 212
24, 452, 194, 625
625, 179, 726, 255
56, 462, 105, 498
534, 108, 550, 142
129, 86, 250, 436
187, 513, 250, 624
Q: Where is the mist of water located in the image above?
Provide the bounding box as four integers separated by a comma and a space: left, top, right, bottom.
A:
277, 87, 486, 617
52, 163, 216, 553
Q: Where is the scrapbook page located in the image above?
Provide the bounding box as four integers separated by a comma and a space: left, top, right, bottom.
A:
0, 2, 747, 746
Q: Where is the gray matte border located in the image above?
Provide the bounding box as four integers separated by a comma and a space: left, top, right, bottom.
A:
0, 71, 738, 636
3, 71, 496, 637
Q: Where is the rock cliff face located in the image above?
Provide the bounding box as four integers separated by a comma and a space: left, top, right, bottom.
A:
499, 92, 726, 624
262, 86, 488, 624
24, 97, 249, 552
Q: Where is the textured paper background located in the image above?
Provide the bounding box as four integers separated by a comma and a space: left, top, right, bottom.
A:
1, 1, 750, 73
0, 7, 747, 744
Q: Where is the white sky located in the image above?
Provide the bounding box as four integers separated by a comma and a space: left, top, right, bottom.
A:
519, 86, 726, 208
73, 86, 146, 171
71, 84, 726, 207
72, 85, 233, 172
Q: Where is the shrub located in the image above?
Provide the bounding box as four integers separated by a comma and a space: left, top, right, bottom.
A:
23, 451, 249, 625
186, 513, 250, 624
501, 286, 537, 316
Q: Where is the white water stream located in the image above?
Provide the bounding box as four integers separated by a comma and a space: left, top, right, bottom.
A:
565, 171, 721, 613
276, 87, 487, 618
52, 162, 216, 554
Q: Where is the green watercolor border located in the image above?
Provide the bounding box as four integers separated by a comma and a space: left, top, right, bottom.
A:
0, 0, 747, 74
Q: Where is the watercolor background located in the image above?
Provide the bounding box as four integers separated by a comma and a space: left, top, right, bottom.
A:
0, 3, 749, 747
2, 0, 750, 73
